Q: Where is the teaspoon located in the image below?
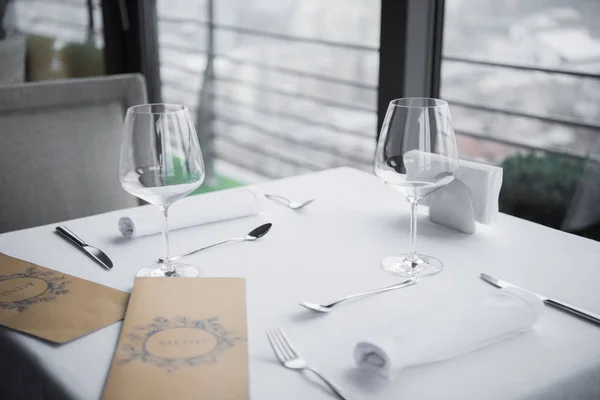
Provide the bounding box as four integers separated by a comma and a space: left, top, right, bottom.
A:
158, 223, 272, 263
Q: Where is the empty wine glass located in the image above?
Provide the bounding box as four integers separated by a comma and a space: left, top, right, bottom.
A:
120, 104, 205, 277
374, 98, 458, 277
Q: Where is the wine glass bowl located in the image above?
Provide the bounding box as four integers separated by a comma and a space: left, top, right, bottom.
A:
374, 98, 458, 277
119, 103, 205, 277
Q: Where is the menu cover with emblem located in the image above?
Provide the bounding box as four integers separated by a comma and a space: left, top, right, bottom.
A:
102, 277, 249, 400
0, 252, 129, 343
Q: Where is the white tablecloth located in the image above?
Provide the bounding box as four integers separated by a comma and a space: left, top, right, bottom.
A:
1, 167, 600, 400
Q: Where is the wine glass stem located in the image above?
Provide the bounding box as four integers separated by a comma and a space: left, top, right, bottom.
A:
408, 198, 418, 261
159, 206, 174, 274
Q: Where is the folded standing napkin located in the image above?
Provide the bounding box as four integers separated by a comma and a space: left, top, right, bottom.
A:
448, 158, 503, 224
354, 287, 544, 379
404, 150, 503, 224
118, 188, 261, 238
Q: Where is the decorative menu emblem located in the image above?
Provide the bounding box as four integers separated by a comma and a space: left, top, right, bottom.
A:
0, 266, 71, 312
119, 316, 246, 373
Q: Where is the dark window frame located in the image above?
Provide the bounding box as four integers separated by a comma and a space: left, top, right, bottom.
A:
377, 0, 446, 136
101, 0, 162, 103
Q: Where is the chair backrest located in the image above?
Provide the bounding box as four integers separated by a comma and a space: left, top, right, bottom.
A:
0, 74, 147, 233
562, 138, 600, 233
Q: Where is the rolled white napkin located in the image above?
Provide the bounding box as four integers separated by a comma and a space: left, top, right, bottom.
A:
118, 188, 261, 238
354, 287, 544, 379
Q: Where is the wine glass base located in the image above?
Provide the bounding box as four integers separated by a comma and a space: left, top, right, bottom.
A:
381, 254, 443, 277
136, 262, 202, 278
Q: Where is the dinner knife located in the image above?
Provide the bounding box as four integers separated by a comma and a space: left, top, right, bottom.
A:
480, 273, 600, 326
55, 226, 113, 270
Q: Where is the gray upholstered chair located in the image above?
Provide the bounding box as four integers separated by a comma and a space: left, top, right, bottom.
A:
0, 74, 147, 233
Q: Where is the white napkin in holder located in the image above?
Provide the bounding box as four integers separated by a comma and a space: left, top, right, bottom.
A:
429, 179, 476, 233
430, 159, 503, 233
405, 152, 503, 234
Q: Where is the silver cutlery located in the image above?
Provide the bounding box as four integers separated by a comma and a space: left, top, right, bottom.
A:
481, 273, 600, 326
158, 222, 272, 263
55, 226, 113, 270
300, 277, 418, 313
266, 328, 354, 400
264, 193, 315, 210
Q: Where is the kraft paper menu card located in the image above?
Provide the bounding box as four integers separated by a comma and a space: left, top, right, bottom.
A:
102, 277, 249, 400
0, 252, 129, 343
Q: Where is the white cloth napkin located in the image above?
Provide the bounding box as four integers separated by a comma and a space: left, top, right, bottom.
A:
451, 158, 503, 224
404, 151, 503, 224
354, 287, 544, 379
118, 188, 262, 238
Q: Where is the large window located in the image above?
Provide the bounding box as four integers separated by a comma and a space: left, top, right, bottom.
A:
157, 0, 380, 186
441, 0, 600, 236
442, 0, 600, 163
8, 0, 598, 237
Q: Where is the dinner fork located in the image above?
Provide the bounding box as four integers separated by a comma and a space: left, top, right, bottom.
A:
266, 328, 354, 400
264, 194, 315, 210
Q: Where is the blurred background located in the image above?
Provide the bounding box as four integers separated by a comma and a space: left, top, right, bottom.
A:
2, 0, 599, 238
